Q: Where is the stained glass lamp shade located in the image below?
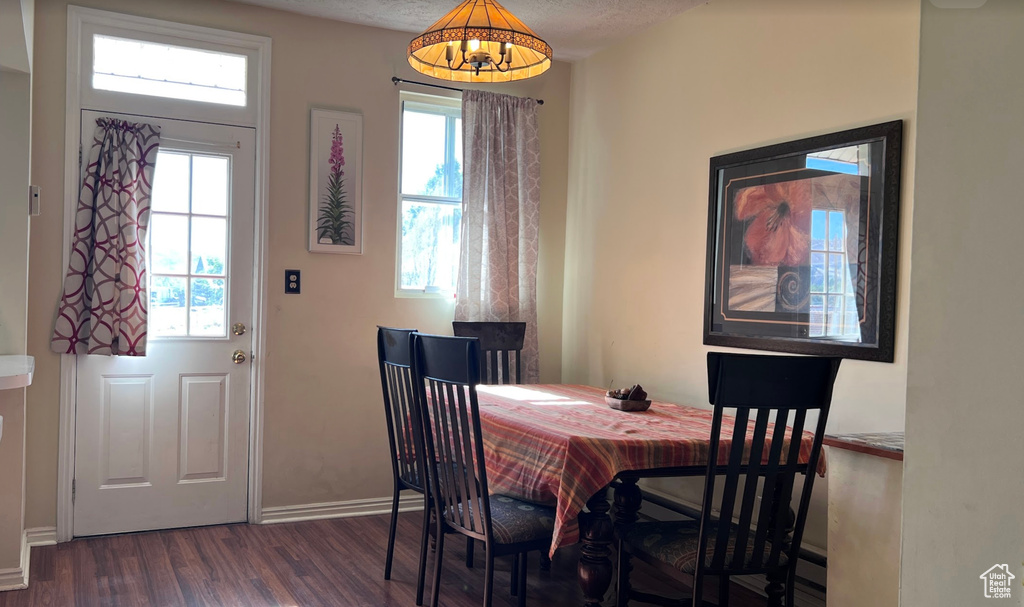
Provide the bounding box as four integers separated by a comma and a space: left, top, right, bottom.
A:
408, 0, 552, 83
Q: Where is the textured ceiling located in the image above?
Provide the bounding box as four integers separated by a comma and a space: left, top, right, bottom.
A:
226, 0, 707, 60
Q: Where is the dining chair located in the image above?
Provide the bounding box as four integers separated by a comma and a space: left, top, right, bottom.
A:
452, 321, 527, 385
412, 332, 555, 607
451, 321, 530, 570
377, 326, 432, 605
616, 352, 841, 607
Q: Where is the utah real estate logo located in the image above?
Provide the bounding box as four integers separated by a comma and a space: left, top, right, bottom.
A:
979, 564, 1015, 599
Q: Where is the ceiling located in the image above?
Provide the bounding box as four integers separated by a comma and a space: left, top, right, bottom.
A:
227, 0, 707, 60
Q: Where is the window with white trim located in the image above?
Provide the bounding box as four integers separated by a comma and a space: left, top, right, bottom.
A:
397, 92, 463, 295
77, 12, 262, 127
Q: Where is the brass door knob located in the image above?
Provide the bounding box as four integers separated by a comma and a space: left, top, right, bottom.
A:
232, 323, 246, 336
232, 350, 247, 364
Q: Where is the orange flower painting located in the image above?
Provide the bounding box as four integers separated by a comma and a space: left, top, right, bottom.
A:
733, 174, 861, 267
734, 180, 813, 267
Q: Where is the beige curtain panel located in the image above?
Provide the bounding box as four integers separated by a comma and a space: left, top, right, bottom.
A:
455, 90, 541, 383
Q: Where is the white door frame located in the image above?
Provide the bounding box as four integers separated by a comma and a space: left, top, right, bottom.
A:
56, 6, 272, 542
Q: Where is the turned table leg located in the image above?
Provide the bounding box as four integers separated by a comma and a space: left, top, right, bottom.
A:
765, 568, 786, 607
612, 477, 642, 607
578, 489, 614, 607
764, 479, 797, 607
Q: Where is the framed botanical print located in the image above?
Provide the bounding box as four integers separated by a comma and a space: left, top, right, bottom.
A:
309, 108, 363, 254
703, 120, 903, 362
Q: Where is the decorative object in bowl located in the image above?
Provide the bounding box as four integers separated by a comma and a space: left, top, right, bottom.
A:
605, 384, 652, 412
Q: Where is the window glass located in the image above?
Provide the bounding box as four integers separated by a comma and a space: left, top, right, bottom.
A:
93, 35, 247, 106
191, 155, 230, 215
809, 209, 861, 340
149, 150, 231, 337
401, 111, 448, 196
398, 95, 463, 293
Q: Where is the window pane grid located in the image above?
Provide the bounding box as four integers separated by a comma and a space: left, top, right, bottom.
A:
149, 150, 229, 337
150, 272, 227, 278
810, 209, 858, 338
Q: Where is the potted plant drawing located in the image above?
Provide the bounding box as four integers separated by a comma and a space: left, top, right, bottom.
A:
317, 124, 354, 245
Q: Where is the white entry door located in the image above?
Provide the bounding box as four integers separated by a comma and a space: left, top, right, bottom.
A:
74, 110, 256, 536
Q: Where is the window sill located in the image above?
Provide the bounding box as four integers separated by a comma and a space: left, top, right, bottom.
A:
394, 289, 456, 301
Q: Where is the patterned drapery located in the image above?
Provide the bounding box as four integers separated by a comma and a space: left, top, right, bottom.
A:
51, 118, 161, 356
455, 90, 541, 383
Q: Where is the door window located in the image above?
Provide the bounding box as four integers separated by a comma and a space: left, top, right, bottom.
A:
149, 150, 231, 337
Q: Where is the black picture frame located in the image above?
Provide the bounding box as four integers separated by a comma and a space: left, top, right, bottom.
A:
703, 120, 903, 362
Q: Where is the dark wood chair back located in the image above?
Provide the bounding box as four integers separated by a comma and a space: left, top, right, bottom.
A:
412, 333, 493, 543
696, 352, 841, 591
451, 321, 526, 384
377, 327, 427, 493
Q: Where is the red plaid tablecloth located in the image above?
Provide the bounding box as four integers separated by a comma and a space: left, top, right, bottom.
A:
475, 384, 827, 557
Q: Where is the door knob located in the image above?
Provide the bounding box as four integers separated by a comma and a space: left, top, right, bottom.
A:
232, 323, 246, 336
232, 350, 247, 364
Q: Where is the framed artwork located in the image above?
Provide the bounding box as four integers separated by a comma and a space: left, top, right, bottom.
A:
703, 120, 903, 362
309, 108, 363, 254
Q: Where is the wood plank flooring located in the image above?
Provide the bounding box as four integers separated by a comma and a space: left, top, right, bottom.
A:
0, 512, 766, 606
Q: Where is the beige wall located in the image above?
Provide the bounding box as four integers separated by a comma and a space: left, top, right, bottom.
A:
902, 1, 1024, 604
0, 389, 25, 572
0, 4, 32, 573
0, 0, 33, 73
826, 448, 902, 607
563, 0, 920, 552
25, 0, 570, 527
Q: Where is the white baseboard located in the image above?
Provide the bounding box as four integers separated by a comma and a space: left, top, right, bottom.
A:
0, 530, 30, 592
25, 527, 57, 547
260, 494, 424, 525
0, 527, 58, 592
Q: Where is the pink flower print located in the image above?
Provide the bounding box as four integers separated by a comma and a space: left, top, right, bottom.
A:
329, 125, 346, 178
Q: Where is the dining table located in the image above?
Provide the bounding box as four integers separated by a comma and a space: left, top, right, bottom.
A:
473, 383, 826, 607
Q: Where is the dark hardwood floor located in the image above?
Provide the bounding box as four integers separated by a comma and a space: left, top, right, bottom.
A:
0, 512, 765, 606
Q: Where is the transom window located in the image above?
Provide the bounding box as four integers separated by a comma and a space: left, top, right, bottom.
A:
397, 92, 463, 294
92, 34, 247, 107
149, 151, 231, 337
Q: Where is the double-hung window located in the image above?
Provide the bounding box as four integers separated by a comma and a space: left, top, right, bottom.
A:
397, 92, 463, 295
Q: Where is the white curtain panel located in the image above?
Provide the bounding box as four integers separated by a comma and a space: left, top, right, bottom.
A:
456, 90, 541, 383
51, 118, 161, 356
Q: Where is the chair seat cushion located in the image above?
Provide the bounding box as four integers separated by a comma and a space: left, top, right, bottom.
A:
622, 521, 787, 574
455, 495, 555, 545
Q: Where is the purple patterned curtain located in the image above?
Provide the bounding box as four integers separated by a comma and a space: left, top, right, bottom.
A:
51, 118, 161, 356
455, 91, 541, 382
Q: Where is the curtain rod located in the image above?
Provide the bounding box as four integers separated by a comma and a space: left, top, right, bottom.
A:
391, 77, 544, 105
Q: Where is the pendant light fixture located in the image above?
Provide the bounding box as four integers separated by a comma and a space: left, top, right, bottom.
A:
407, 0, 552, 83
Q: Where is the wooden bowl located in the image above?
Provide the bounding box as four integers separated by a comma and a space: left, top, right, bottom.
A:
605, 395, 652, 412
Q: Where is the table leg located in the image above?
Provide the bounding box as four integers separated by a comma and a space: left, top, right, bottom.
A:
612, 477, 642, 607
764, 479, 796, 607
579, 489, 614, 607
765, 569, 785, 607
